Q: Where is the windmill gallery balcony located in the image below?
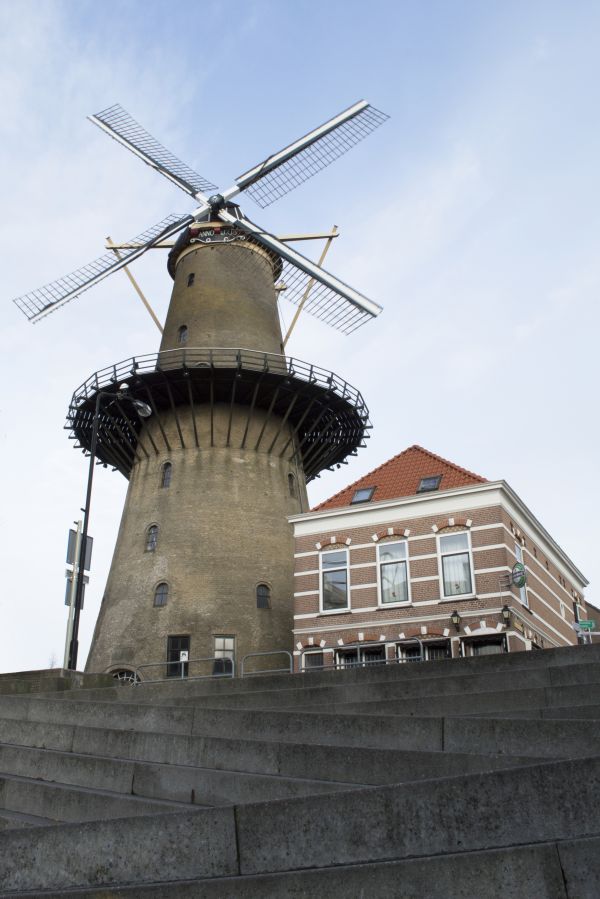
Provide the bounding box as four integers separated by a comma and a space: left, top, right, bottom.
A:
66, 347, 371, 482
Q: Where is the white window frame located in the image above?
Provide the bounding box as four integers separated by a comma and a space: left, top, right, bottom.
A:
437, 530, 476, 600
514, 542, 529, 608
319, 548, 350, 614
396, 640, 451, 662
335, 644, 386, 668
377, 539, 411, 607
301, 648, 334, 671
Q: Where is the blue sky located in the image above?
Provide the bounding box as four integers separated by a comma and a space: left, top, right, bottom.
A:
1, 0, 598, 671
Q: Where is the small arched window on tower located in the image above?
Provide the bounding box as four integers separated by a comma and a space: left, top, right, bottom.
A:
154, 582, 169, 607
187, 272, 195, 287
160, 462, 172, 488
288, 472, 297, 498
256, 583, 271, 609
178, 325, 189, 345
145, 525, 158, 552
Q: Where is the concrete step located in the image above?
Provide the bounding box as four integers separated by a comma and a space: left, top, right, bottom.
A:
0, 757, 598, 894
286, 682, 600, 719
160, 661, 600, 711
55, 642, 600, 705
0, 742, 362, 806
8, 836, 600, 898
0, 809, 56, 829
445, 715, 600, 758
0, 772, 190, 824
0, 718, 543, 787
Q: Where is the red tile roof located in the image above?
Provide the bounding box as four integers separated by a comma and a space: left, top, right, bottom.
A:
314, 445, 487, 511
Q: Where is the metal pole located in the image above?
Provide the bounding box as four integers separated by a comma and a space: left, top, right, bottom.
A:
68, 392, 102, 670
63, 520, 83, 669
106, 236, 164, 334
282, 226, 338, 347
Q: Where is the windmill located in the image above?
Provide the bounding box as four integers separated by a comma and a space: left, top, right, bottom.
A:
12, 100, 389, 677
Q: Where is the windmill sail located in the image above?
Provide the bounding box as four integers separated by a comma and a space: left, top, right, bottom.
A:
89, 104, 218, 198
219, 210, 382, 334
13, 214, 193, 323
235, 101, 389, 208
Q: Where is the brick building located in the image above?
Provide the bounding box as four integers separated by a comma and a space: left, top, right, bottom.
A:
290, 446, 589, 670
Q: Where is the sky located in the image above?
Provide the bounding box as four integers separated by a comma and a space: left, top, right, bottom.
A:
0, 0, 598, 672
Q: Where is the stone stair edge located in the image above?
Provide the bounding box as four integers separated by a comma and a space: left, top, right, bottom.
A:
4, 661, 600, 722
29, 642, 600, 703
0, 756, 598, 894
5, 835, 599, 899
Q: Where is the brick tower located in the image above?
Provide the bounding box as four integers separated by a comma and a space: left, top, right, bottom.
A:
12, 100, 388, 678
69, 219, 371, 677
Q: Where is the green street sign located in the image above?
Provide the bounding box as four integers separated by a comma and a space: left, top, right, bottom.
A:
578, 620, 595, 630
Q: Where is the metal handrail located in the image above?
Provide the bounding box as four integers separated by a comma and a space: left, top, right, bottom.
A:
69, 347, 367, 414
401, 636, 425, 662
240, 650, 293, 677
133, 655, 235, 684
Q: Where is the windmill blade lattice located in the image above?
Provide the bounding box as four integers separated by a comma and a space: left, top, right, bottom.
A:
218, 211, 381, 334
89, 104, 218, 198
235, 101, 389, 208
13, 214, 193, 323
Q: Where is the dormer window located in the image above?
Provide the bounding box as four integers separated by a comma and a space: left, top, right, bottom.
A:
351, 487, 375, 504
417, 475, 441, 493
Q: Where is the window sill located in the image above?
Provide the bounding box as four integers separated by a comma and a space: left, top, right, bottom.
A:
318, 608, 350, 616
437, 595, 477, 603
377, 602, 413, 610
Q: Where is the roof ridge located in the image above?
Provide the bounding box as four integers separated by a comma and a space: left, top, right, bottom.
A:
409, 445, 487, 483
312, 446, 415, 509
313, 445, 486, 511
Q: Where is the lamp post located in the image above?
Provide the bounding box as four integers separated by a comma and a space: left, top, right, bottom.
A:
67, 385, 151, 670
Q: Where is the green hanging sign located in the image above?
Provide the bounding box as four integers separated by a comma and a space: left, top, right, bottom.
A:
511, 562, 527, 588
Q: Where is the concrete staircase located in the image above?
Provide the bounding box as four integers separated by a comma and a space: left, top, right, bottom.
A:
0, 644, 599, 897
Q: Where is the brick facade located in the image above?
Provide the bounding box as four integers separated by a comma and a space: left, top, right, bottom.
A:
291, 473, 589, 671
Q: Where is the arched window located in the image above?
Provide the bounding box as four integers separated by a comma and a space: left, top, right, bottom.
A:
178, 325, 188, 345
288, 472, 297, 498
187, 272, 195, 287
154, 582, 168, 607
145, 525, 158, 552
112, 669, 138, 685
256, 583, 271, 609
161, 462, 172, 488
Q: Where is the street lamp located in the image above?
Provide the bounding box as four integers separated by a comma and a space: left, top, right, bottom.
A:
501, 604, 511, 626
67, 385, 151, 670
450, 610, 461, 632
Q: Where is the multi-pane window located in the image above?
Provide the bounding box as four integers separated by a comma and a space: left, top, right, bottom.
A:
397, 641, 451, 662
303, 651, 324, 670
378, 541, 409, 605
417, 475, 441, 493
154, 582, 168, 607
439, 532, 473, 597
178, 325, 189, 345
146, 525, 158, 552
471, 638, 505, 656
160, 462, 172, 488
213, 635, 235, 675
256, 583, 271, 608
321, 549, 349, 612
350, 487, 375, 504
166, 635, 189, 677
336, 645, 385, 668
514, 543, 529, 607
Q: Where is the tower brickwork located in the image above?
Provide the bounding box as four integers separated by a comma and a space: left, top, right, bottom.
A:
70, 222, 370, 679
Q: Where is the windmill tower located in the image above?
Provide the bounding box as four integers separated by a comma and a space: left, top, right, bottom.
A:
13, 101, 388, 678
